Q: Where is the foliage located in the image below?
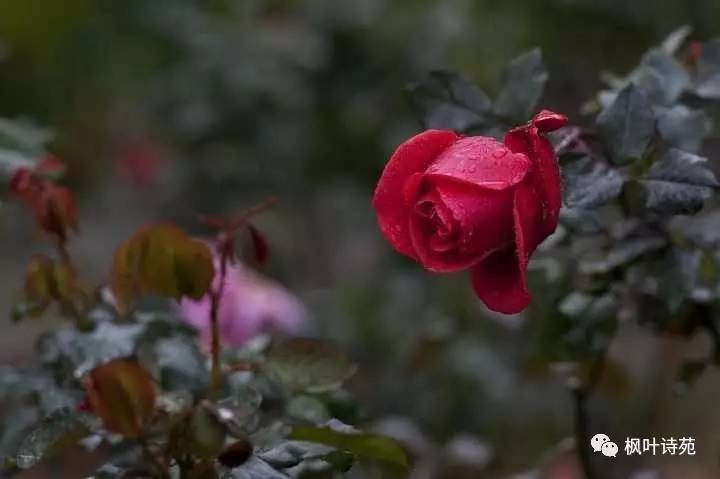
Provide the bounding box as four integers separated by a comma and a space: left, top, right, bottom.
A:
0, 130, 407, 478
0, 15, 719, 479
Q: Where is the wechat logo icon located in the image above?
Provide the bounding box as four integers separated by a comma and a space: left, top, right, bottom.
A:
591, 433, 618, 458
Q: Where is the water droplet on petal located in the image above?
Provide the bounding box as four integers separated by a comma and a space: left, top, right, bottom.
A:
492, 149, 507, 159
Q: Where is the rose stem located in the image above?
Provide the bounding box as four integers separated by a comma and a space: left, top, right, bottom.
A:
571, 351, 607, 479
209, 242, 229, 398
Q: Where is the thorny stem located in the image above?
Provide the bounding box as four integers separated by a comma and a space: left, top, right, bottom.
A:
209, 243, 230, 398
140, 436, 170, 479
572, 387, 595, 479
571, 351, 608, 479
56, 238, 73, 268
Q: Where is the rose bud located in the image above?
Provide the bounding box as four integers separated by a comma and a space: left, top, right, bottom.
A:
372, 110, 567, 314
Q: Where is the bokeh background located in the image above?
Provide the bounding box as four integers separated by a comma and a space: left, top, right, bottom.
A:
2, 0, 720, 477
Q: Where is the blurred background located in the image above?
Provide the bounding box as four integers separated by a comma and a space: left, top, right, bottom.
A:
2, 0, 720, 477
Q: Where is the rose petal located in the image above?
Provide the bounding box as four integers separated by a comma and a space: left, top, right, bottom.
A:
409, 181, 514, 273
470, 181, 543, 314
373, 130, 459, 259
504, 111, 565, 236
434, 180, 514, 258
532, 110, 568, 132
470, 247, 529, 314
425, 136, 530, 191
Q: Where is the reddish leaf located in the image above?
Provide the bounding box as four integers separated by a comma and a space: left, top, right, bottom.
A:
33, 184, 78, 241
14, 255, 90, 321
9, 168, 41, 202
247, 223, 269, 263
110, 223, 214, 313
83, 359, 156, 437
34, 155, 67, 178
217, 440, 253, 468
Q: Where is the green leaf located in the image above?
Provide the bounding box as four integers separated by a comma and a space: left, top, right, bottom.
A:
262, 338, 357, 393
563, 157, 624, 209
494, 48, 548, 122
657, 105, 712, 153
634, 149, 719, 215
695, 38, 720, 99
285, 395, 331, 424
37, 321, 145, 375
155, 336, 208, 393
559, 207, 604, 234
213, 388, 262, 437
222, 456, 290, 478
14, 408, 90, 470
633, 49, 690, 105
173, 405, 226, 459
289, 425, 409, 468
660, 25, 692, 55
596, 84, 655, 164
407, 70, 492, 132
579, 236, 667, 275
559, 293, 619, 356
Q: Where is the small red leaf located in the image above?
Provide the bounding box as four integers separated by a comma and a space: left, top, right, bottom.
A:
83, 359, 156, 437
9, 168, 38, 201
34, 155, 67, 178
247, 223, 269, 263
34, 184, 79, 241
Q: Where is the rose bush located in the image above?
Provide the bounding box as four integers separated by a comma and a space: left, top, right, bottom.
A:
372, 110, 567, 314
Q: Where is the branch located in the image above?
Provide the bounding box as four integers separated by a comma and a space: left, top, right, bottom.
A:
571, 386, 596, 479
570, 351, 608, 479
208, 240, 230, 398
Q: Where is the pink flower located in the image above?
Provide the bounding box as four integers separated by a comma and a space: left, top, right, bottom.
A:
176, 255, 306, 347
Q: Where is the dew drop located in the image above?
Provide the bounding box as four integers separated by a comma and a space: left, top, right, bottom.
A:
492, 149, 507, 159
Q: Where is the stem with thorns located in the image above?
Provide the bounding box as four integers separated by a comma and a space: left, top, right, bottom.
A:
208, 242, 230, 398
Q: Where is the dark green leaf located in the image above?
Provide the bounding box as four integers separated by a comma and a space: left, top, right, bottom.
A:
670, 211, 720, 248
633, 49, 690, 105
407, 70, 492, 132
660, 25, 692, 55
559, 293, 619, 355
178, 405, 226, 459
285, 395, 331, 424
563, 157, 624, 209
155, 336, 208, 393
494, 48, 548, 122
262, 338, 356, 393
579, 236, 667, 275
657, 105, 711, 153
289, 425, 409, 468
37, 321, 144, 375
222, 456, 290, 478
257, 440, 334, 469
213, 387, 262, 437
695, 38, 720, 99
635, 149, 719, 215
14, 408, 90, 470
559, 207, 604, 234
596, 84, 655, 164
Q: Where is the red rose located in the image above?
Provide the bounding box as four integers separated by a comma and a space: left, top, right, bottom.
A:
372, 110, 567, 314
